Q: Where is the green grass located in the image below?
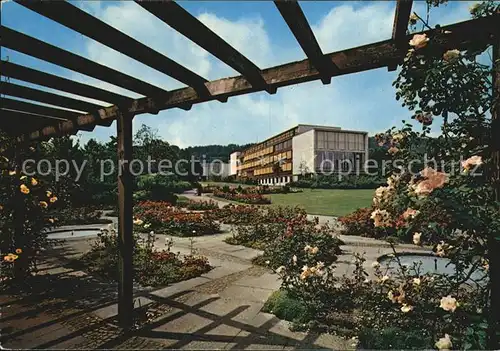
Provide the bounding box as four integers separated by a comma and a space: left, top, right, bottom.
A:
266, 188, 373, 217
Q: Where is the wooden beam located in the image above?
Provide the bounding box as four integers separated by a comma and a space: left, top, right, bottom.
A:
26, 14, 500, 140
388, 0, 414, 71
136, 1, 272, 93
0, 109, 63, 135
116, 111, 134, 330
0, 109, 95, 132
16, 0, 211, 96
1, 97, 82, 120
1, 61, 133, 106
274, 0, 338, 84
488, 39, 500, 350
1, 26, 169, 98
0, 81, 105, 113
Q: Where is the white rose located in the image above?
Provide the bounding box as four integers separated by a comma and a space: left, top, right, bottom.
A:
440, 295, 459, 312
413, 232, 422, 245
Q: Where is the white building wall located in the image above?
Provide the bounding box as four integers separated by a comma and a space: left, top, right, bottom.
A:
292, 129, 315, 176
229, 152, 240, 176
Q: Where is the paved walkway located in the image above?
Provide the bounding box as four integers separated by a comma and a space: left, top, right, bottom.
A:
0, 194, 430, 349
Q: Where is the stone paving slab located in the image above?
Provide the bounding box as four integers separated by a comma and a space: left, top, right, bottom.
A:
219, 286, 275, 303
233, 273, 281, 291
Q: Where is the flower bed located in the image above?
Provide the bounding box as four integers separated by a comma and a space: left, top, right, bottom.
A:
133, 201, 220, 236
182, 199, 219, 211
212, 188, 271, 204
225, 210, 340, 253
81, 229, 211, 287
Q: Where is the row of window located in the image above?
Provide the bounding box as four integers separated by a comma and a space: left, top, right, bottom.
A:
238, 151, 292, 170
244, 129, 296, 155
315, 131, 365, 151
254, 161, 292, 175
259, 176, 291, 185
275, 139, 292, 151
243, 146, 273, 162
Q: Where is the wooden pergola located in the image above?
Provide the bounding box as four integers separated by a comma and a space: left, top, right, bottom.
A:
1, 0, 499, 343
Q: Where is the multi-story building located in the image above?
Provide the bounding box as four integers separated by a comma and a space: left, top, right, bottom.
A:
229, 124, 368, 185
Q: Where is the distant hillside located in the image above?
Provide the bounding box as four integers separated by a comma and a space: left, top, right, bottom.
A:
181, 143, 254, 162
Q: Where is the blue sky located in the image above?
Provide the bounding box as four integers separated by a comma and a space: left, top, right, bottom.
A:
1, 1, 477, 147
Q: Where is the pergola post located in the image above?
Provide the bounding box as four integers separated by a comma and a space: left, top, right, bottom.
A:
116, 111, 134, 330
489, 40, 500, 349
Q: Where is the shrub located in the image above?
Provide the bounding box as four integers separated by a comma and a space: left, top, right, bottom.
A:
212, 188, 271, 204
135, 174, 192, 202
338, 207, 388, 239
223, 205, 310, 248
264, 216, 343, 319
183, 199, 219, 211
133, 201, 220, 236
289, 174, 385, 190
48, 206, 112, 226
211, 204, 262, 224
262, 290, 311, 323
358, 327, 433, 350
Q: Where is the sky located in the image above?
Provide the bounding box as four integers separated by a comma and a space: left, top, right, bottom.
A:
1, 0, 478, 148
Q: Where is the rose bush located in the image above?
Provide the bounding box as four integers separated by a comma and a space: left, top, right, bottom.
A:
133, 201, 220, 236
81, 227, 211, 287
0, 138, 61, 283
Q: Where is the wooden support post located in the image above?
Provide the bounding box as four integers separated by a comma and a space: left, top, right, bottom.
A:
116, 112, 134, 330
488, 40, 500, 349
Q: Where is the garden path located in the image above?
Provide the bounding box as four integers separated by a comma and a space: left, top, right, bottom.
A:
0, 197, 430, 349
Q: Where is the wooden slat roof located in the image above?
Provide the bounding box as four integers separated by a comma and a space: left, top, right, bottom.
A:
0, 0, 498, 141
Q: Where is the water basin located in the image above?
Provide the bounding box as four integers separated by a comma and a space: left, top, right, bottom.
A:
47, 228, 101, 240
379, 254, 487, 282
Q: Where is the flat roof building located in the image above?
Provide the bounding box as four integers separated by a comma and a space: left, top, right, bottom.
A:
230, 124, 368, 185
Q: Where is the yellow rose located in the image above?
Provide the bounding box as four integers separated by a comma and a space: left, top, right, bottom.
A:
46, 191, 52, 197
49, 197, 58, 203
15, 248, 22, 254
31, 178, 38, 186
435, 334, 452, 350
39, 201, 48, 209
9, 170, 16, 176
48, 218, 55, 224
20, 184, 30, 194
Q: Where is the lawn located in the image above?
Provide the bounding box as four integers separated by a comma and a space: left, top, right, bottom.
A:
267, 188, 374, 217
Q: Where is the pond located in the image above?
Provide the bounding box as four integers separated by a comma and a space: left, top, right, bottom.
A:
378, 253, 488, 283
47, 228, 102, 240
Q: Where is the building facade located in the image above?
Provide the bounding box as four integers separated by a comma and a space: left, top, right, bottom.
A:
229, 124, 368, 185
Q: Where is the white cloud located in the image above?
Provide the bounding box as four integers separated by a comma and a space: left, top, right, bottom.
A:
61, 1, 470, 148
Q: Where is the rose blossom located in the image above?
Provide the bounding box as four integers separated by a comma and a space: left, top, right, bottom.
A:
435, 334, 452, 350
461, 155, 482, 171
412, 232, 422, 245
440, 295, 459, 312
402, 208, 420, 220
443, 49, 460, 62
409, 33, 429, 50
401, 304, 414, 313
